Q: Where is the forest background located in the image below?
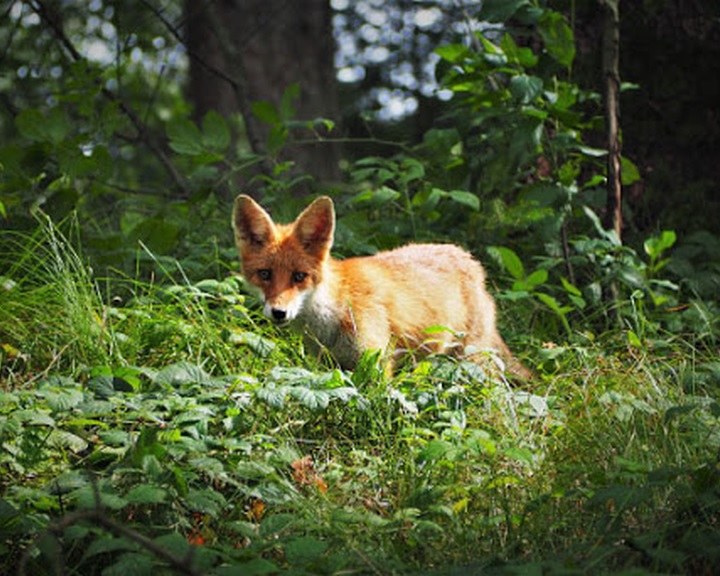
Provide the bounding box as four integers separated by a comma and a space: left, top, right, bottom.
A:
1, 0, 720, 574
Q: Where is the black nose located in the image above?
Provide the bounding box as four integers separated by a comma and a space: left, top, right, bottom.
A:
271, 308, 287, 321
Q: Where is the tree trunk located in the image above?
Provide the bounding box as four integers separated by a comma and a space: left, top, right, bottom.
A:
184, 0, 342, 194
601, 0, 622, 241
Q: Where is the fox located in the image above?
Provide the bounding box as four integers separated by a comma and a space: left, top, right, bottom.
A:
232, 194, 530, 379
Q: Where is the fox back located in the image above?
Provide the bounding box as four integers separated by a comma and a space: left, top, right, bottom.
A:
232, 195, 529, 378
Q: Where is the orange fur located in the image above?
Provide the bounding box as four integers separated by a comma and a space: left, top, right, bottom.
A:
232, 195, 529, 378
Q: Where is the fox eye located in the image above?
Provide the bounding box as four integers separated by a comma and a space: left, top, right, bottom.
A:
291, 271, 308, 284
257, 269, 272, 281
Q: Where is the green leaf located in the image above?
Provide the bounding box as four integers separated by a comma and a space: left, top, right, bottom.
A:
46, 108, 70, 144
16, 109, 47, 142
87, 374, 116, 399
129, 217, 180, 254
166, 118, 203, 155
75, 485, 128, 510
202, 110, 231, 151
47, 430, 88, 453
216, 559, 279, 576
83, 536, 138, 560
500, 33, 538, 68
39, 381, 84, 412
284, 536, 328, 564
266, 124, 288, 156
280, 83, 300, 120
582, 205, 621, 246
256, 384, 287, 408
289, 386, 330, 411
535, 293, 572, 318
448, 190, 480, 211
560, 276, 582, 296
479, 0, 531, 22
525, 268, 548, 288
151, 533, 193, 562
229, 331, 277, 357
125, 485, 167, 504
488, 246, 525, 280
435, 43, 469, 63
621, 156, 641, 185
260, 512, 296, 537
251, 101, 280, 125
16, 108, 69, 144
644, 230, 676, 260
102, 552, 154, 576
186, 488, 227, 516
510, 75, 543, 104
155, 361, 211, 387
420, 439, 454, 463
538, 11, 576, 67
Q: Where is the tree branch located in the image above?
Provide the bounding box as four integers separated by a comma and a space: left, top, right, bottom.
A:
19, 507, 203, 576
29, 0, 190, 196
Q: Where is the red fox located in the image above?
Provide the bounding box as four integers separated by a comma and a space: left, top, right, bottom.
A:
232, 195, 530, 379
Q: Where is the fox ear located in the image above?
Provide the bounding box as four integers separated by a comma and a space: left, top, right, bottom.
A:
294, 196, 335, 255
233, 194, 275, 250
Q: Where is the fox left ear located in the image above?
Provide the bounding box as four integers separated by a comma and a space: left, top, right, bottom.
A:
233, 194, 276, 250
294, 196, 335, 255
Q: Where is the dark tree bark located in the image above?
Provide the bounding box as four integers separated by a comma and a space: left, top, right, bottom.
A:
184, 0, 342, 192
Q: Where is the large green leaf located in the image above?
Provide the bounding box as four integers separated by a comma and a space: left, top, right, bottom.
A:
538, 11, 576, 67
289, 386, 330, 411
166, 118, 204, 155
155, 361, 211, 387
202, 110, 231, 152
124, 485, 167, 504
448, 190, 480, 211
510, 74, 544, 104
251, 101, 279, 125
488, 246, 525, 280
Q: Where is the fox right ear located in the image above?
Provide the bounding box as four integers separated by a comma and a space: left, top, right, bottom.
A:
294, 196, 335, 256
232, 195, 275, 250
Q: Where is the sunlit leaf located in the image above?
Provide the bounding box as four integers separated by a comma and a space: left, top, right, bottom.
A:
488, 246, 525, 280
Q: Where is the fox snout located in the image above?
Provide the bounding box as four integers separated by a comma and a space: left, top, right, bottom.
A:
270, 308, 288, 322
260, 292, 308, 324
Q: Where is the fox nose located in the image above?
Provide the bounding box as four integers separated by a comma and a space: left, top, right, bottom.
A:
271, 308, 287, 321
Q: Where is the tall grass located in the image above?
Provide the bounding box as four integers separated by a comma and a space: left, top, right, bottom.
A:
0, 214, 120, 383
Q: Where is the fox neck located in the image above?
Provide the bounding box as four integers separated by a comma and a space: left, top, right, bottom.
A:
297, 259, 360, 369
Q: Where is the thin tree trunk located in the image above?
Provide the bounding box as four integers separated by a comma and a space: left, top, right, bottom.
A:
601, 0, 622, 241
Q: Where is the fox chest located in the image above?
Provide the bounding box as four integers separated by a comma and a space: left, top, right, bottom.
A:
297, 294, 360, 370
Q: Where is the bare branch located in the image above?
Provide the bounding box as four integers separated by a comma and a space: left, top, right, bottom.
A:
19, 507, 204, 576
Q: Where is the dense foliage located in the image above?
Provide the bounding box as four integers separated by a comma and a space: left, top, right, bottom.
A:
1, 1, 719, 574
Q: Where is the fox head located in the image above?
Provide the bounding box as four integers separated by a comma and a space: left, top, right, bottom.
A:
232, 195, 335, 323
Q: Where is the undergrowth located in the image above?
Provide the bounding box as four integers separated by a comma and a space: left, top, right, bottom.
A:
1, 220, 719, 575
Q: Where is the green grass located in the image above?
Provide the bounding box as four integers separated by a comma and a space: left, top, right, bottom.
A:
1, 221, 719, 575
